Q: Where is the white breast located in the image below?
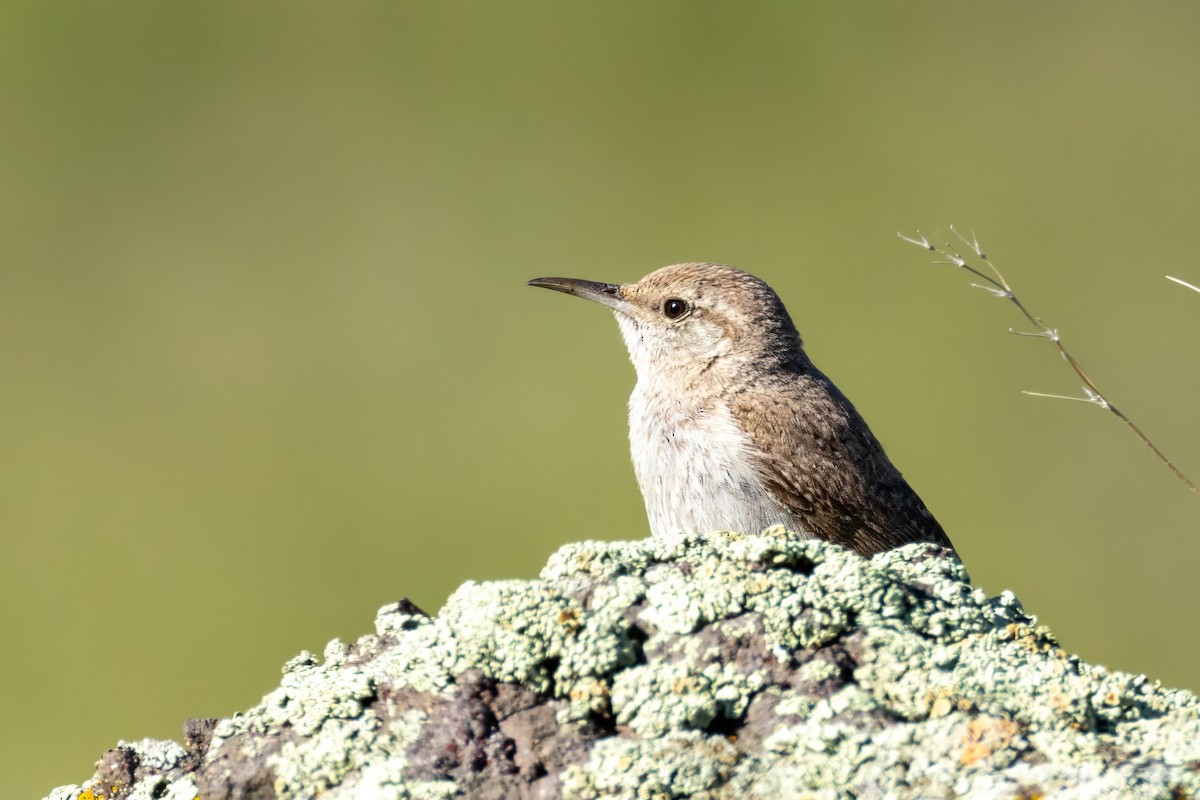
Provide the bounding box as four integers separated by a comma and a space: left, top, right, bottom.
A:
627, 382, 809, 538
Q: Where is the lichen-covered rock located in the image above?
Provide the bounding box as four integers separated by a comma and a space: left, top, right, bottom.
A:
43, 529, 1200, 800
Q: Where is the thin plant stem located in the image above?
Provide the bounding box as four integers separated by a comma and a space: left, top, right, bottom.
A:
1167, 275, 1200, 294
899, 227, 1199, 496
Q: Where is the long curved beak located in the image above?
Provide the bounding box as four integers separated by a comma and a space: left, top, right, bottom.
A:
527, 277, 627, 311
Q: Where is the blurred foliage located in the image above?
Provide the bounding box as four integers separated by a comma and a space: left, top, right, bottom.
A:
5, 3, 1200, 796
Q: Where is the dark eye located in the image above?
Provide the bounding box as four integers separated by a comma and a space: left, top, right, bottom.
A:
663, 298, 689, 319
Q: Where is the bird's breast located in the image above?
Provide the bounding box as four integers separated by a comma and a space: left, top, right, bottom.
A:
627, 385, 805, 538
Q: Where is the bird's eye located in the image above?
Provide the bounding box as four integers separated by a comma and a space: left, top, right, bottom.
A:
662, 298, 690, 320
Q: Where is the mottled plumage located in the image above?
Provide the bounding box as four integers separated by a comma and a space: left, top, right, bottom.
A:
529, 263, 955, 558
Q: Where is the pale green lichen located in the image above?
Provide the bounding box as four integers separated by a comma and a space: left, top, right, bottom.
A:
560, 730, 740, 799
42, 530, 1200, 800
273, 709, 442, 800
123, 776, 199, 800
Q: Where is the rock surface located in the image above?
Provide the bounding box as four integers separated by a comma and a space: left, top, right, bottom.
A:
44, 529, 1200, 800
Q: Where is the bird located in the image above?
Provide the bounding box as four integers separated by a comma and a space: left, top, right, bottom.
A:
528, 262, 956, 559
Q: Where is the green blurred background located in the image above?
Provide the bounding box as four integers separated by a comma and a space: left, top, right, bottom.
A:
6, 3, 1200, 794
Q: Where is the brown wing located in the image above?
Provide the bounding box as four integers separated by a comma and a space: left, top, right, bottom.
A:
729, 371, 955, 558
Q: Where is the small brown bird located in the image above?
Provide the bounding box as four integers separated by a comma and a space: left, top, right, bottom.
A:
529, 263, 956, 558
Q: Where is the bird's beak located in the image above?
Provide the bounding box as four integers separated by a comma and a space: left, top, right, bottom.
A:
527, 277, 628, 312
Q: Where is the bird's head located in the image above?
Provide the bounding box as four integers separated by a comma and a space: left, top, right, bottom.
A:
529, 263, 806, 383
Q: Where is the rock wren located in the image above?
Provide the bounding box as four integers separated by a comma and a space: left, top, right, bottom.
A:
529, 263, 956, 558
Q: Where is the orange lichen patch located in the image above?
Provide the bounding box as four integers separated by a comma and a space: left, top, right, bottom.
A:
959, 716, 1020, 766
671, 675, 706, 695
78, 791, 98, 800
1001, 623, 1063, 656
568, 678, 610, 705
557, 607, 583, 633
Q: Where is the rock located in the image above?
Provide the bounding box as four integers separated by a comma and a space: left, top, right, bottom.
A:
42, 529, 1200, 800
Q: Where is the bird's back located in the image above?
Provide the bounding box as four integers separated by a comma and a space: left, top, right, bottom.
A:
727, 366, 955, 557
